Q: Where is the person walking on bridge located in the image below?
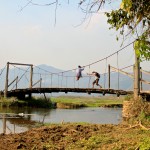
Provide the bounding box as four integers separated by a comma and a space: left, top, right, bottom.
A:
76, 65, 84, 81
87, 71, 102, 88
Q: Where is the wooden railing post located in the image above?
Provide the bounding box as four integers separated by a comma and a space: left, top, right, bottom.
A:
4, 62, 9, 98
40, 78, 42, 88
16, 76, 18, 89
30, 65, 33, 89
29, 65, 33, 99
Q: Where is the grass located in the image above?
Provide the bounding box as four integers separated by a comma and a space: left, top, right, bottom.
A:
0, 96, 52, 108
1, 122, 150, 150
0, 95, 125, 108
0, 97, 20, 107
71, 124, 150, 150
51, 95, 124, 107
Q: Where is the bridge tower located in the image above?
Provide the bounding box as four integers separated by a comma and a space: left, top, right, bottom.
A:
4, 62, 9, 98
4, 62, 33, 98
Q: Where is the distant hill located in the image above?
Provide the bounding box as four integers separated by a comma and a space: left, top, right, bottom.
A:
0, 64, 149, 93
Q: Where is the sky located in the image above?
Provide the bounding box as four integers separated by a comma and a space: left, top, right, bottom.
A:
0, 0, 149, 74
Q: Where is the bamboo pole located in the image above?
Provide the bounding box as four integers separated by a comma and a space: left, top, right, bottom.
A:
110, 66, 133, 78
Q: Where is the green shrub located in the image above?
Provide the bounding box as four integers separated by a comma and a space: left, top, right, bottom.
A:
139, 137, 150, 150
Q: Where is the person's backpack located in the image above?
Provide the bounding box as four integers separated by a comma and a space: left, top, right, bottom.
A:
96, 72, 100, 78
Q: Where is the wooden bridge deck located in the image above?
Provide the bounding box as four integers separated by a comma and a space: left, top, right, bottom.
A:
0, 87, 149, 99
7, 87, 133, 97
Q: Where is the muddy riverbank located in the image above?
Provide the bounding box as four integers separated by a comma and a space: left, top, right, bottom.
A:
0, 123, 150, 150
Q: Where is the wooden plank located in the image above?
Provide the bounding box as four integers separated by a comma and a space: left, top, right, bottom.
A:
9, 62, 33, 66
141, 90, 150, 94
7, 87, 134, 96
6, 87, 150, 98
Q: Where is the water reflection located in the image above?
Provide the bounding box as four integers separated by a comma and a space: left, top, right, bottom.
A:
0, 107, 122, 134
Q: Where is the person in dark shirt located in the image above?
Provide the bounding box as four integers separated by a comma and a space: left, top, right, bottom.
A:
87, 71, 102, 88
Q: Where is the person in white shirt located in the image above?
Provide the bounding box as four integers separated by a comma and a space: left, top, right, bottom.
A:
87, 71, 102, 88
76, 66, 84, 81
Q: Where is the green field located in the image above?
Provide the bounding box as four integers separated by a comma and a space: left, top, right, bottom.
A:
51, 95, 124, 107
0, 95, 125, 108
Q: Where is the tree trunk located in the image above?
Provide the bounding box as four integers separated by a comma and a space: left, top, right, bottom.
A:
134, 49, 140, 100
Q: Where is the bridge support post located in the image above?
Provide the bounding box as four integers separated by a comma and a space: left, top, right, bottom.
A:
4, 62, 9, 98
133, 45, 140, 100
108, 64, 110, 90
3, 114, 6, 134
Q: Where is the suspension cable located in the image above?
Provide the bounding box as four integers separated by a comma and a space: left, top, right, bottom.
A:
0, 65, 6, 76
11, 67, 30, 90
56, 41, 135, 74
32, 41, 135, 76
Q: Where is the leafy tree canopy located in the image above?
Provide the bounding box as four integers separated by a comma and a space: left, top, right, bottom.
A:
79, 0, 150, 60
23, 0, 150, 60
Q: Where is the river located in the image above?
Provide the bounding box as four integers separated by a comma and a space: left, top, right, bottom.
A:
0, 107, 122, 134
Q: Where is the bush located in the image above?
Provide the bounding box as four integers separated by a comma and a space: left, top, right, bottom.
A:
139, 137, 150, 150
25, 97, 53, 108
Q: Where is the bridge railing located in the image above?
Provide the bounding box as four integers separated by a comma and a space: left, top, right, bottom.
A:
1, 62, 150, 98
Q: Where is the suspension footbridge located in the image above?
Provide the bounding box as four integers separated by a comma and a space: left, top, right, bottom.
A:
0, 42, 150, 100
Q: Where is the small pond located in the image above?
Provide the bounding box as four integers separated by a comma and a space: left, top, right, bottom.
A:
0, 107, 122, 134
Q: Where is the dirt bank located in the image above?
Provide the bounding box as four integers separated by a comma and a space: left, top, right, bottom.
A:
0, 123, 150, 150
